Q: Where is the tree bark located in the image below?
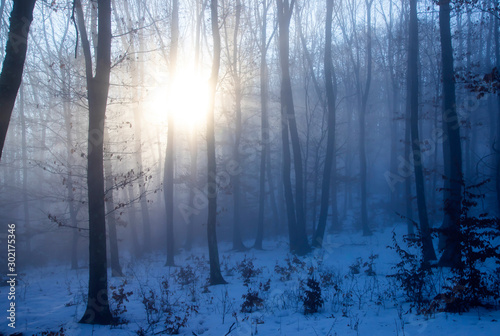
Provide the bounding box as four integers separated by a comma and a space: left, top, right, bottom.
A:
19, 85, 31, 257
277, 0, 310, 255
207, 0, 227, 286
76, 0, 114, 324
0, 0, 36, 160
495, 15, 500, 215
438, 0, 463, 267
185, 0, 206, 252
255, 0, 272, 250
360, 0, 373, 236
230, 0, 246, 251
408, 0, 436, 262
313, 0, 337, 248
103, 128, 123, 277
164, 0, 179, 267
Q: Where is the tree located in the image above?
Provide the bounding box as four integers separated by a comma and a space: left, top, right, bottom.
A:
255, 0, 274, 250
165, 0, 179, 267
359, 0, 374, 236
277, 0, 310, 255
207, 0, 227, 286
75, 0, 114, 324
313, 0, 337, 248
408, 0, 436, 262
0, 0, 36, 160
226, 0, 246, 251
438, 0, 463, 267
103, 128, 123, 277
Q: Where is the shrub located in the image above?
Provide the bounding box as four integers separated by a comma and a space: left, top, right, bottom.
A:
275, 255, 305, 281
110, 280, 133, 324
163, 305, 198, 335
387, 231, 434, 312
241, 288, 264, 313
175, 265, 197, 287
301, 276, 324, 314
438, 182, 500, 312
236, 256, 262, 285
38, 328, 66, 336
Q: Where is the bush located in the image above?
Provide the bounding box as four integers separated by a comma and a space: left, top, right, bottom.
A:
274, 255, 305, 281
387, 231, 434, 312
163, 305, 198, 335
236, 256, 262, 285
110, 280, 133, 324
301, 276, 324, 314
174, 265, 197, 287
241, 288, 264, 313
438, 182, 500, 312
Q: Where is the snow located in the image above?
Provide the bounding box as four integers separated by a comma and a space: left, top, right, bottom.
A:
1, 223, 499, 336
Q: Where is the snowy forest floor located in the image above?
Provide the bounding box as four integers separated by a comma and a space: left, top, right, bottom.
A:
1, 223, 499, 336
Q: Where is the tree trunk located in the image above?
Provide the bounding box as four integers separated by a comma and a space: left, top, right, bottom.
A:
438, 0, 463, 267
495, 15, 500, 215
76, 0, 114, 324
255, 0, 271, 250
103, 128, 123, 277
231, 0, 246, 251
360, 0, 373, 236
185, 0, 205, 251
408, 0, 436, 262
19, 85, 32, 257
127, 185, 141, 258
207, 0, 226, 286
0, 0, 36, 160
313, 0, 337, 247
277, 0, 310, 255
164, 0, 179, 267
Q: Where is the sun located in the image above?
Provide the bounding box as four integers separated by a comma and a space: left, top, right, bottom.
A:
144, 69, 209, 130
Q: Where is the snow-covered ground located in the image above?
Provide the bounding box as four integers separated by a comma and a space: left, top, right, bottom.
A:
1, 223, 499, 335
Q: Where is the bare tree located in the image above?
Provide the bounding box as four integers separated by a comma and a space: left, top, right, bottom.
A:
359, 0, 374, 236
165, 0, 179, 267
313, 0, 337, 248
207, 0, 227, 285
438, 0, 463, 267
104, 128, 124, 277
75, 0, 114, 324
254, 0, 274, 249
277, 0, 310, 255
0, 0, 36, 160
408, 0, 436, 262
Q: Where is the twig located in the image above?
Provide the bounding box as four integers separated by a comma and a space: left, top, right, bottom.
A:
224, 322, 236, 336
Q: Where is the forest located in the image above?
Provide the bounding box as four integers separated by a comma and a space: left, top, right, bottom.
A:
0, 0, 500, 335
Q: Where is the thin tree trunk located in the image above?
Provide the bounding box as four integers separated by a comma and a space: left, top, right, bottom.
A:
76, 0, 113, 324
408, 0, 436, 262
185, 0, 205, 251
207, 0, 226, 286
360, 0, 373, 236
438, 0, 463, 267
313, 0, 337, 247
104, 131, 123, 277
231, 0, 246, 251
164, 0, 179, 267
277, 0, 310, 255
255, 0, 272, 250
495, 16, 500, 214
19, 85, 31, 257
127, 185, 141, 258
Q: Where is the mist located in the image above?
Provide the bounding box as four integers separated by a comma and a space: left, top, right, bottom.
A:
0, 0, 499, 335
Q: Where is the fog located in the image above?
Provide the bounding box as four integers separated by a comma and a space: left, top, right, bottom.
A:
0, 0, 499, 334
